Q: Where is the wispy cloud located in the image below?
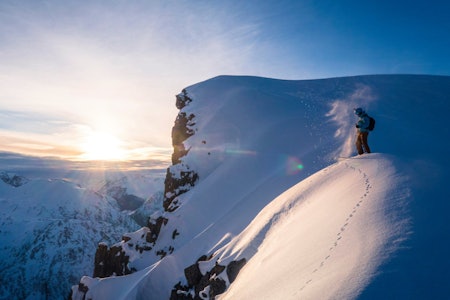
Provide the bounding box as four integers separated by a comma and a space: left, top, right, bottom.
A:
0, 1, 266, 164
4, 0, 444, 165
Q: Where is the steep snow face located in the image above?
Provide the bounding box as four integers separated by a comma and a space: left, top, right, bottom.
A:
73, 75, 450, 299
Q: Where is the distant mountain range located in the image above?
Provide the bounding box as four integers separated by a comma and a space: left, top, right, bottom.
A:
0, 166, 165, 299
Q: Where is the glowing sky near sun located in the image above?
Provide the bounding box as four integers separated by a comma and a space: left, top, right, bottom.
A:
0, 0, 449, 164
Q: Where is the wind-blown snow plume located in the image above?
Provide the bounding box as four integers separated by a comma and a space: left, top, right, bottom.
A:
327, 85, 376, 158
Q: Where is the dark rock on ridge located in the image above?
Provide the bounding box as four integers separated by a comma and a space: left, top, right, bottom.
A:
164, 90, 199, 212
93, 243, 132, 278
170, 256, 247, 300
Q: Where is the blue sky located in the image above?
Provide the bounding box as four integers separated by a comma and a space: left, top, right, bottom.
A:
0, 0, 448, 165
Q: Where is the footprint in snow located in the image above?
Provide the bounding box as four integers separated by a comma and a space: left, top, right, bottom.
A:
298, 161, 374, 294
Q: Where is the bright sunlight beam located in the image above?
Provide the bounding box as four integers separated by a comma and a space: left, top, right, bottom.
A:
80, 131, 127, 161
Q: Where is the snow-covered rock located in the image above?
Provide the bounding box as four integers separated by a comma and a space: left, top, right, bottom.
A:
0, 171, 29, 187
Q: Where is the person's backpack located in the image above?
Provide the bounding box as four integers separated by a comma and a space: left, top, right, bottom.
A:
367, 116, 375, 131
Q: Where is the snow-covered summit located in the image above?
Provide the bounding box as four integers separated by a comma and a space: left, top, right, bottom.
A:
74, 74, 449, 299
0, 171, 29, 187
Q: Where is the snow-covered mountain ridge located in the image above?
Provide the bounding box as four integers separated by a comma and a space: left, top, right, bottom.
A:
70, 74, 448, 299
0, 168, 165, 300
0, 171, 29, 187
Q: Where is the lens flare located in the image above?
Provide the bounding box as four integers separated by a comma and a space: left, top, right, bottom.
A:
286, 156, 304, 175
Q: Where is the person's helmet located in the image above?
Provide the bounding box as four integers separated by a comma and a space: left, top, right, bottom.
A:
354, 107, 364, 116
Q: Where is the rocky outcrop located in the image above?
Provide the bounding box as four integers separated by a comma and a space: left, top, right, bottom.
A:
170, 256, 247, 300
163, 168, 198, 212
92, 218, 170, 279
93, 243, 132, 278
164, 89, 199, 212
164, 90, 250, 299
0, 171, 29, 187
146, 216, 169, 243
171, 89, 195, 164
71, 89, 204, 299
164, 89, 249, 299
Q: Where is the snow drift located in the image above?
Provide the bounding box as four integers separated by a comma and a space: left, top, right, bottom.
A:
70, 74, 449, 299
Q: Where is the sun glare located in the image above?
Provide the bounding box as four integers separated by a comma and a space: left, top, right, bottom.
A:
80, 132, 127, 161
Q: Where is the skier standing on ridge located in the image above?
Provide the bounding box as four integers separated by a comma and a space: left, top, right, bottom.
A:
354, 107, 373, 155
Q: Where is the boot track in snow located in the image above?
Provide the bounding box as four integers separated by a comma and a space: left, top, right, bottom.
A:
298, 159, 373, 292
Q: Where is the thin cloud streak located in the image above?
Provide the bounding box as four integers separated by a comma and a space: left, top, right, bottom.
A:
0, 0, 265, 164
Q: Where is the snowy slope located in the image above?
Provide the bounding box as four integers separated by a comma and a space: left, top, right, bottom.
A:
218, 154, 409, 300
73, 74, 449, 299
0, 166, 165, 300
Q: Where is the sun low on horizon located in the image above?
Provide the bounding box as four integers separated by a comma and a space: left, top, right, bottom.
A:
71, 128, 173, 169
78, 131, 127, 161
